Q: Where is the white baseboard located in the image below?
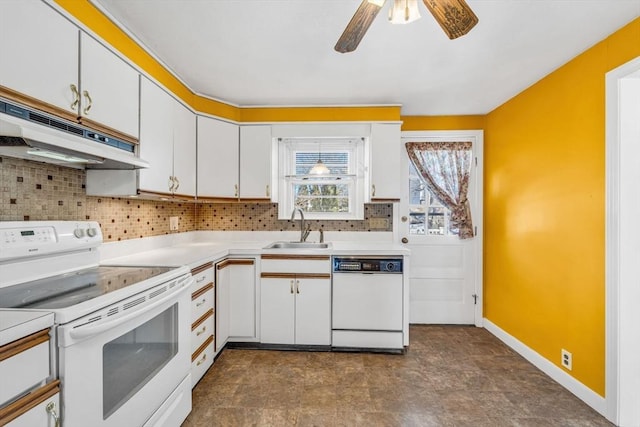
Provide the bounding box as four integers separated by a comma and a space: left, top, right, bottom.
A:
483, 318, 608, 419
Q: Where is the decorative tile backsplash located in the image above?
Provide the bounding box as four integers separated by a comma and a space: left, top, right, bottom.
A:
1, 157, 392, 241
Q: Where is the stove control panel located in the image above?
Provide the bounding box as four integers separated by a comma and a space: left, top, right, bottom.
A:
0, 221, 102, 261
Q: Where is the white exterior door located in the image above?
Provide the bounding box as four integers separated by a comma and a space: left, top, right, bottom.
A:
399, 130, 483, 325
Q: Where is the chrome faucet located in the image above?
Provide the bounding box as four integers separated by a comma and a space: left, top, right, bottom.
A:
290, 208, 309, 242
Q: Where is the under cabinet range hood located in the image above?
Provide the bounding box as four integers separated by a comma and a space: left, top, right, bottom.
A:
0, 99, 149, 169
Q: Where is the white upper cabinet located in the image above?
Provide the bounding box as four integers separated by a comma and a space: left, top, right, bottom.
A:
0, 1, 139, 140
197, 116, 239, 199
0, 0, 79, 117
79, 34, 140, 139
370, 123, 402, 200
139, 77, 195, 198
239, 125, 272, 199
172, 101, 196, 197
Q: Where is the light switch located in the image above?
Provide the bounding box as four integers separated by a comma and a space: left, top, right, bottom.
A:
169, 216, 179, 231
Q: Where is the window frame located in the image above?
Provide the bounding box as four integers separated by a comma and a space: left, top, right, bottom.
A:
277, 137, 367, 220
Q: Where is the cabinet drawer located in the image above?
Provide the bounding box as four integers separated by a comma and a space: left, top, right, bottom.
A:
0, 330, 50, 406
191, 310, 214, 355
190, 262, 214, 293
191, 337, 214, 388
0, 380, 60, 427
191, 285, 214, 324
261, 255, 330, 274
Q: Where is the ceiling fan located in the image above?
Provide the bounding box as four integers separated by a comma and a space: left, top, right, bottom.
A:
335, 0, 478, 53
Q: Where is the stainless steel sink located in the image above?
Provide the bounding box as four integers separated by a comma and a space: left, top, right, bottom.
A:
264, 241, 331, 249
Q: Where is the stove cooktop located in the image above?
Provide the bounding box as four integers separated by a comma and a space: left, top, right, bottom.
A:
0, 265, 175, 310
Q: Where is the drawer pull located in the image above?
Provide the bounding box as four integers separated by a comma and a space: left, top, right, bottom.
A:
196, 326, 207, 336
196, 276, 206, 283
196, 353, 207, 366
46, 402, 60, 427
196, 298, 207, 307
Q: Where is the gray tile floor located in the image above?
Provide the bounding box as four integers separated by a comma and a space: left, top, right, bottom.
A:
183, 325, 612, 426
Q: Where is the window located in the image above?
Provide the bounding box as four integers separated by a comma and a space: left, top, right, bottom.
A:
408, 160, 456, 236
277, 138, 366, 220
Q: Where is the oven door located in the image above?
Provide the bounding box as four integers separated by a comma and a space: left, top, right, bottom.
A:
56, 274, 192, 427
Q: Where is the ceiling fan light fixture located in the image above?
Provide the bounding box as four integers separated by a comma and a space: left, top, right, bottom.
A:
367, 0, 386, 6
389, 0, 421, 24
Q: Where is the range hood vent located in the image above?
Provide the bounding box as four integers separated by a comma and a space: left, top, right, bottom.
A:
0, 99, 148, 169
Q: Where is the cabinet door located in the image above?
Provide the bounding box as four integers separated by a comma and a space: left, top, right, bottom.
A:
172, 101, 196, 197
0, 0, 78, 117
139, 78, 174, 194
79, 34, 139, 138
239, 125, 272, 199
370, 123, 402, 200
229, 261, 256, 339
216, 266, 230, 351
197, 116, 239, 199
295, 278, 331, 345
260, 278, 295, 344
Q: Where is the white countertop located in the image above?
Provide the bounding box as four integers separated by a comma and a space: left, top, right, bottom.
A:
0, 310, 54, 346
101, 232, 409, 268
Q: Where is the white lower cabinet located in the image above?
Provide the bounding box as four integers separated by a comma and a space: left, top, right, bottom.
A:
216, 258, 256, 351
3, 385, 60, 427
190, 262, 214, 388
260, 255, 331, 346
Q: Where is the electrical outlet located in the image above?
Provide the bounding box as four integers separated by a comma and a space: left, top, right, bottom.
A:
369, 218, 389, 229
169, 216, 179, 231
561, 349, 572, 370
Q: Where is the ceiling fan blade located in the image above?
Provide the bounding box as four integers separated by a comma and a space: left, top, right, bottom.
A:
335, 0, 385, 53
422, 0, 478, 39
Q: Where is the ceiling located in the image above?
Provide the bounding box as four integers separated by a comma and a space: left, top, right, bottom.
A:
93, 0, 640, 116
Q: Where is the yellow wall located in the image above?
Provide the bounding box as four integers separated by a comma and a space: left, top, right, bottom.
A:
401, 115, 485, 131
484, 18, 640, 395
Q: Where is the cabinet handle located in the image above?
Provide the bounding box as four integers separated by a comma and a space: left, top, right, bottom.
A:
168, 176, 175, 192
296, 279, 300, 294
372, 184, 376, 197
70, 84, 80, 111
196, 298, 207, 307
174, 176, 180, 191
266, 184, 270, 197
234, 184, 238, 197
290, 280, 294, 294
196, 276, 206, 283
46, 402, 60, 427
196, 353, 207, 366
196, 325, 207, 336
82, 90, 92, 115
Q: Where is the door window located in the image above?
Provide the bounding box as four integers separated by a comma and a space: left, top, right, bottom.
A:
102, 304, 178, 419
409, 160, 455, 236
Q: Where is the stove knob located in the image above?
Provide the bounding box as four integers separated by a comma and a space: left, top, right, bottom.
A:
74, 228, 85, 238
86, 227, 98, 237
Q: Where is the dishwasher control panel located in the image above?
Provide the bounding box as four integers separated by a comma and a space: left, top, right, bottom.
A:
333, 257, 403, 273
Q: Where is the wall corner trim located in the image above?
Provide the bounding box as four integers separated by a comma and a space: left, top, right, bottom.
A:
483, 319, 609, 421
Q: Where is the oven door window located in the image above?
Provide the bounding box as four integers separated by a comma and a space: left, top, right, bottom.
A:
103, 303, 178, 419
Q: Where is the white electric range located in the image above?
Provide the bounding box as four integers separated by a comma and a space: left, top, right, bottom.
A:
0, 221, 193, 427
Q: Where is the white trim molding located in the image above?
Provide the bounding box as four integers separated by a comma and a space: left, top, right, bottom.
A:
484, 319, 607, 417
605, 55, 640, 427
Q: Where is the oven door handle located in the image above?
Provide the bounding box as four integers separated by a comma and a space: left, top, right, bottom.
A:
66, 283, 191, 342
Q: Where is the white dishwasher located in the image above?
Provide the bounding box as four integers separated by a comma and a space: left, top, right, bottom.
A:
332, 257, 404, 351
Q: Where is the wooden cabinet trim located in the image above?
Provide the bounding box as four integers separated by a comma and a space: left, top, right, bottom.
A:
192, 309, 214, 330
261, 254, 330, 261
191, 283, 214, 300
261, 273, 330, 280
0, 85, 78, 123
191, 335, 214, 362
0, 329, 49, 362
217, 259, 255, 270
191, 262, 214, 275
0, 379, 60, 425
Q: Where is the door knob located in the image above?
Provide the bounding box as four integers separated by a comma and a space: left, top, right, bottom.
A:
401, 237, 409, 244
401, 216, 408, 222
